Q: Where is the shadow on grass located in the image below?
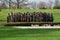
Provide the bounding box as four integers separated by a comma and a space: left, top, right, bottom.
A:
0, 20, 6, 22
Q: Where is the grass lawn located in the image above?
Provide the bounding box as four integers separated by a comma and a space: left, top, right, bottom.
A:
0, 9, 60, 22
0, 26, 60, 40
0, 9, 60, 40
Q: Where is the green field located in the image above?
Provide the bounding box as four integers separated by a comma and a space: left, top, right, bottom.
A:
0, 27, 60, 40
0, 9, 60, 40
0, 9, 60, 22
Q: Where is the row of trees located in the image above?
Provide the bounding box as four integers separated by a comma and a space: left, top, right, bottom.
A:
0, 0, 60, 9
0, 0, 29, 9
54, 0, 60, 9
38, 0, 60, 9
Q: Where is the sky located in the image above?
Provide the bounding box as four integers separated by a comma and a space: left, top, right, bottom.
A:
29, 0, 55, 3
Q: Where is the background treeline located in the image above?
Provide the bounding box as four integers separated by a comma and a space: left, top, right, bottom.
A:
0, 0, 60, 9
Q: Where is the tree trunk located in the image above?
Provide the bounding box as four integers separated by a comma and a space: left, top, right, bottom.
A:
17, 0, 20, 9
9, 0, 11, 9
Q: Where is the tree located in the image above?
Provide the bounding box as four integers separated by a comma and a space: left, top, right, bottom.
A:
38, 1, 46, 9
0, 0, 7, 9
9, 0, 11, 9
55, 0, 59, 6
54, 0, 60, 9
1, 3, 7, 8
48, 0, 53, 9
0, 0, 30, 9
17, 0, 20, 9
30, 1, 37, 9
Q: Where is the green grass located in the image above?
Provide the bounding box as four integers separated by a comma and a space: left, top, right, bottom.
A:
0, 9, 60, 22
0, 9, 60, 40
0, 26, 60, 40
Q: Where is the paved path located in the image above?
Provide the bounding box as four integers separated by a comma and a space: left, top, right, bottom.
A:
14, 26, 60, 29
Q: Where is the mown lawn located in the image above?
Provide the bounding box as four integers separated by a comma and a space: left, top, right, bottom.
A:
0, 26, 60, 40
0, 9, 60, 22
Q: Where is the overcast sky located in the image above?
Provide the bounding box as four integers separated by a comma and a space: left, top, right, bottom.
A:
29, 0, 55, 3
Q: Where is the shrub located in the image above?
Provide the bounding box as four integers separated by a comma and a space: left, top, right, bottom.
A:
53, 6, 60, 9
